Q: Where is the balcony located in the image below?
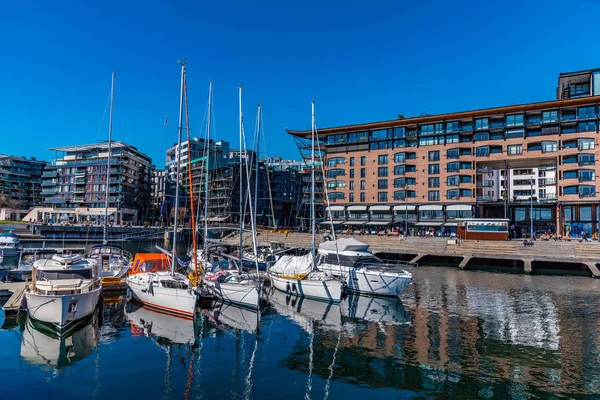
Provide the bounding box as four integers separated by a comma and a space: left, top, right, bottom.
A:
579, 192, 596, 198
539, 178, 557, 186
476, 195, 496, 201
538, 193, 557, 202
42, 171, 58, 178
476, 181, 494, 188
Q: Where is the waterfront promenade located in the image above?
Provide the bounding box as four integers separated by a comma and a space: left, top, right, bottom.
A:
226, 231, 600, 277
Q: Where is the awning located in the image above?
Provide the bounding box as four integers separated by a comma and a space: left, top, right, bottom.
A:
415, 221, 443, 226
77, 211, 115, 216
444, 222, 458, 226
419, 205, 443, 211
369, 205, 391, 212
319, 220, 346, 225
365, 221, 391, 225
446, 204, 472, 211
345, 221, 366, 225
393, 205, 416, 211
326, 205, 345, 211
208, 216, 229, 222
347, 205, 367, 212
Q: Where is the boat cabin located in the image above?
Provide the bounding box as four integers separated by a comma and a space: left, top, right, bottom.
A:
129, 254, 171, 275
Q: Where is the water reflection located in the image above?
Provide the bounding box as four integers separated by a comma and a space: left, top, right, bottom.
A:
126, 303, 196, 345
203, 301, 260, 333
20, 312, 99, 370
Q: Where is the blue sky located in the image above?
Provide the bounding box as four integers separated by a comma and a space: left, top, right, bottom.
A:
2, 0, 599, 168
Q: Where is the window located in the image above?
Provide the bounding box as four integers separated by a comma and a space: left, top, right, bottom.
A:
428, 177, 440, 188
447, 175, 459, 186
460, 161, 472, 170
326, 180, 345, 189
506, 114, 524, 127
447, 189, 460, 199
579, 170, 595, 182
446, 134, 459, 144
370, 141, 390, 150
428, 164, 440, 174
361, 156, 366, 166
475, 118, 489, 130
392, 127, 405, 138
428, 191, 440, 201
578, 121, 597, 132
360, 168, 366, 178
579, 154, 595, 166
378, 167, 388, 177
378, 192, 388, 202
527, 115, 542, 125
571, 83, 590, 98
580, 205, 593, 220
563, 170, 577, 179
476, 146, 490, 157
349, 169, 355, 179
447, 162, 459, 173
542, 141, 557, 153
474, 132, 489, 141
446, 121, 459, 133
563, 140, 577, 149
393, 139, 405, 148
378, 179, 388, 189
360, 192, 365, 202
418, 136, 441, 146
378, 155, 388, 165
506, 129, 524, 139
326, 168, 345, 178
507, 144, 522, 155
360, 180, 366, 190
578, 138, 595, 150
393, 177, 415, 187
579, 186, 596, 197
327, 157, 345, 167
428, 151, 440, 161
326, 134, 347, 144
563, 155, 577, 164
349, 193, 354, 202
371, 129, 391, 141
327, 192, 345, 200
447, 209, 473, 219
394, 152, 405, 163
349, 157, 355, 167
420, 124, 435, 135
394, 165, 405, 175
447, 148, 460, 159
349, 181, 355, 190
562, 110, 576, 121
542, 110, 558, 123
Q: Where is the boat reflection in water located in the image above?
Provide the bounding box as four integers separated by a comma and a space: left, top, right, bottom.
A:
125, 303, 196, 346
20, 311, 100, 370
203, 301, 260, 334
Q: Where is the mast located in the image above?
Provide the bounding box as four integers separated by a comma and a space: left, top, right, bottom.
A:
253, 104, 261, 229
311, 100, 316, 269
203, 83, 212, 253
172, 59, 186, 275
238, 86, 244, 272
103, 71, 115, 243
183, 72, 198, 279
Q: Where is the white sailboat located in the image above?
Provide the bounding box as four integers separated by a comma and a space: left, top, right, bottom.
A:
316, 238, 413, 297
202, 87, 260, 309
86, 72, 132, 282
24, 253, 102, 331
126, 59, 197, 319
268, 100, 343, 303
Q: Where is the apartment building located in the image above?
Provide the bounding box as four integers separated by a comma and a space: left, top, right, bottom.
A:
37, 141, 152, 223
0, 154, 47, 208
287, 68, 600, 238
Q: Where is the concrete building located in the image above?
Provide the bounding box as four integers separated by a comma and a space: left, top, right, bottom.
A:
166, 137, 210, 182
286, 68, 600, 239
34, 141, 152, 224
0, 154, 47, 209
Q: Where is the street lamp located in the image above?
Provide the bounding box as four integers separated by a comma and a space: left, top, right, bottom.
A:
530, 176, 534, 239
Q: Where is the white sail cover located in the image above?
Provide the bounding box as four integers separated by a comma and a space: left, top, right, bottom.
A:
318, 238, 369, 253
270, 253, 313, 276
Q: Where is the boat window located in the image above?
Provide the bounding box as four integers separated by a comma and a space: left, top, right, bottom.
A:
39, 269, 92, 281
161, 280, 188, 290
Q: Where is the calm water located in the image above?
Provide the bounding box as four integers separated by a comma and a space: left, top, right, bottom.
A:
1, 266, 600, 399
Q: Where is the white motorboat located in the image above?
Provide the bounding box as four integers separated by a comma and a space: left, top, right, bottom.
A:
126, 253, 197, 319
20, 313, 99, 369
268, 253, 343, 303
316, 238, 414, 297
87, 243, 132, 282
0, 230, 22, 256
24, 254, 102, 331
126, 303, 196, 344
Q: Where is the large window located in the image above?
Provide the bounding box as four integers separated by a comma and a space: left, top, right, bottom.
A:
349, 169, 355, 179
394, 152, 405, 163
506, 114, 524, 127
571, 83, 591, 98
428, 191, 440, 201
446, 134, 459, 144
326, 169, 345, 178
474, 132, 489, 141
327, 192, 345, 201
349, 181, 354, 190
447, 148, 460, 159
428, 164, 440, 174
378, 167, 388, 177
446, 121, 459, 133
371, 129, 391, 141
378, 155, 388, 165
360, 168, 366, 178
475, 118, 489, 130
542, 110, 558, 123
578, 138, 595, 150
393, 190, 416, 200
326, 180, 345, 189
428, 177, 440, 188
419, 136, 441, 146
360, 180, 366, 190
378, 179, 388, 189
508, 144, 522, 155
349, 157, 355, 167
360, 156, 366, 166
476, 146, 490, 157
360, 192, 365, 202
447, 175, 459, 186
578, 106, 596, 119
580, 206, 593, 220
394, 177, 415, 188
378, 192, 388, 202
420, 124, 435, 136
579, 185, 596, 197
420, 209, 443, 219
349, 193, 354, 203
447, 189, 460, 199
579, 154, 595, 166
447, 162, 459, 173
506, 129, 524, 139
578, 121, 597, 132
326, 134, 347, 145
579, 170, 595, 182
327, 157, 346, 167
348, 132, 368, 143
429, 150, 440, 161
542, 141, 557, 153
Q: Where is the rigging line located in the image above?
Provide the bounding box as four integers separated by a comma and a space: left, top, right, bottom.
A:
323, 331, 342, 400
95, 92, 111, 142
244, 333, 259, 400
304, 330, 314, 400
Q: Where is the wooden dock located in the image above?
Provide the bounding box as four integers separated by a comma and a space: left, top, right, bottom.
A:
1, 282, 27, 318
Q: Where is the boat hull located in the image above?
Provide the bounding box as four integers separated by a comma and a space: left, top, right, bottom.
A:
126, 273, 196, 318
203, 280, 259, 309
269, 273, 342, 303
320, 264, 412, 297
25, 287, 101, 331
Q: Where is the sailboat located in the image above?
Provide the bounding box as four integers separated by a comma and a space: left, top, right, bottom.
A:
126, 59, 197, 319
85, 72, 132, 283
268, 100, 343, 303
202, 87, 260, 309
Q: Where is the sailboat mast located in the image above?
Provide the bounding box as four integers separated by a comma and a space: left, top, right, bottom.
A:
172, 59, 186, 275
253, 104, 260, 229
183, 73, 198, 279
203, 83, 212, 251
104, 71, 115, 243
311, 100, 316, 269
238, 86, 244, 272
